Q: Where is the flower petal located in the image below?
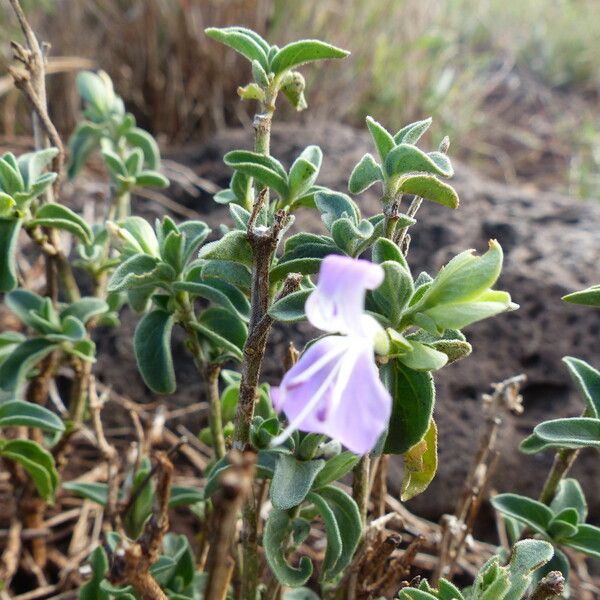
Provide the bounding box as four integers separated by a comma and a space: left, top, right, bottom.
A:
305, 255, 384, 335
272, 335, 391, 455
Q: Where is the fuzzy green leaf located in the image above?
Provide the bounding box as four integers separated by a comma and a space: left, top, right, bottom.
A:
134, 309, 176, 394
264, 508, 313, 586
270, 454, 325, 510
398, 174, 459, 209
0, 219, 22, 292
270, 39, 349, 74
382, 360, 435, 454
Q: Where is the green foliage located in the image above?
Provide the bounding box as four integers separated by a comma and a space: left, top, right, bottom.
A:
492, 482, 600, 563
399, 540, 554, 600
0, 439, 59, 503
68, 71, 166, 192
0, 290, 101, 394
206, 26, 348, 111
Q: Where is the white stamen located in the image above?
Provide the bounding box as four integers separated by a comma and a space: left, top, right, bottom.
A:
286, 338, 350, 386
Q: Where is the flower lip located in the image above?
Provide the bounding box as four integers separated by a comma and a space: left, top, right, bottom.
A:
305, 254, 384, 336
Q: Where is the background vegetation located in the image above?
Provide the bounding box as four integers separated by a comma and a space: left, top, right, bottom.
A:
2, 0, 600, 193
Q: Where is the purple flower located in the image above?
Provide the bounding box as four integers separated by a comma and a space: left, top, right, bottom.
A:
271, 255, 392, 455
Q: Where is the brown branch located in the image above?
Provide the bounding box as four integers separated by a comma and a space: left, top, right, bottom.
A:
205, 451, 256, 600
108, 453, 174, 600
0, 517, 22, 587
529, 571, 565, 600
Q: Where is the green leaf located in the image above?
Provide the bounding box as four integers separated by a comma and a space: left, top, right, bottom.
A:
366, 116, 395, 161
135, 170, 169, 189
179, 220, 211, 264
394, 117, 433, 145
101, 149, 127, 178
398, 175, 459, 209
0, 400, 64, 433
288, 146, 322, 199
77, 71, 111, 112
134, 309, 176, 394
372, 261, 414, 326
313, 452, 360, 489
173, 280, 249, 321
0, 219, 22, 292
382, 360, 435, 454
548, 509, 579, 540
520, 417, 600, 452
264, 508, 313, 586
563, 284, 600, 306
269, 257, 324, 284
124, 458, 153, 538
0, 439, 58, 503
384, 143, 454, 179
371, 237, 409, 268
268, 289, 312, 323
270, 454, 325, 510
193, 307, 247, 361
397, 340, 448, 371
417, 240, 504, 307
226, 161, 289, 198
401, 419, 438, 501
0, 192, 15, 217
205, 27, 269, 69
199, 230, 253, 267
168, 486, 204, 508
490, 494, 554, 536
563, 356, 600, 418
550, 478, 587, 522
79, 546, 110, 600
315, 486, 362, 580
505, 540, 554, 600
0, 154, 24, 195
398, 590, 439, 600
348, 152, 383, 194
67, 123, 100, 179
270, 39, 349, 74
124, 128, 160, 169
416, 290, 515, 332
60, 297, 108, 324
314, 190, 359, 230
108, 255, 174, 292
0, 338, 57, 392
225, 150, 287, 179
283, 589, 320, 600
117, 216, 160, 257
563, 523, 600, 558
17, 148, 58, 188
307, 491, 342, 582
331, 217, 374, 257
63, 481, 108, 506
201, 260, 251, 294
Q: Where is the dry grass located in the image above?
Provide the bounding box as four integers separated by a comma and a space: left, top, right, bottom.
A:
2, 0, 600, 196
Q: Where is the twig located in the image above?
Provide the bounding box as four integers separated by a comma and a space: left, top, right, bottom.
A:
108, 453, 174, 600
0, 517, 22, 588
434, 374, 525, 584
205, 451, 256, 600
89, 377, 120, 528
119, 440, 185, 518
529, 571, 565, 599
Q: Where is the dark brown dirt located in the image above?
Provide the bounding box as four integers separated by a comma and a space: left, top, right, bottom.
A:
80, 121, 600, 524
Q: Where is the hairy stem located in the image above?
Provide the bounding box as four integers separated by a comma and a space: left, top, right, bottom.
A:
538, 448, 579, 505
235, 103, 276, 600
206, 363, 226, 459
116, 190, 131, 221
353, 455, 370, 527
177, 293, 226, 459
